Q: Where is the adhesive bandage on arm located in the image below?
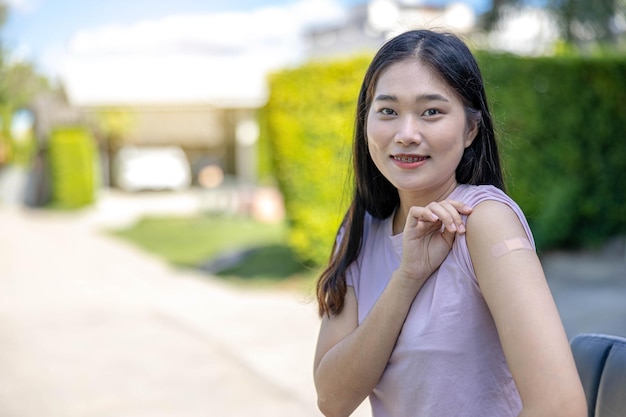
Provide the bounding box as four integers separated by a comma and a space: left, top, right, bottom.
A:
490, 237, 533, 258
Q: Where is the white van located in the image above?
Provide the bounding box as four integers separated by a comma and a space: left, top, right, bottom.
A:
113, 146, 192, 192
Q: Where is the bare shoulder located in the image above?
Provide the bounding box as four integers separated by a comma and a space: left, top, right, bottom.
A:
464, 199, 531, 260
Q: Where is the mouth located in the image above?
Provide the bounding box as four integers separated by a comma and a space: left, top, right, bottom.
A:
391, 154, 429, 163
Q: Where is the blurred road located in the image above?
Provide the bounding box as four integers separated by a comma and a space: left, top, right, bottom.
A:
0, 185, 624, 416
0, 185, 374, 417
0, 207, 319, 416
542, 244, 626, 339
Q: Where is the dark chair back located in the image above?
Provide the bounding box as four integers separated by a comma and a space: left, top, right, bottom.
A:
571, 333, 626, 417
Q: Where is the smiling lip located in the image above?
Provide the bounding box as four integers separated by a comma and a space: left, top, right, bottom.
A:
391, 154, 429, 167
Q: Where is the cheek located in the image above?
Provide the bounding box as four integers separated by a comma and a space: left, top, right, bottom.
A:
437, 121, 471, 152
365, 117, 386, 164
366, 114, 386, 146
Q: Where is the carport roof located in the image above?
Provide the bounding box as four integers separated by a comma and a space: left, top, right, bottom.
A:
62, 53, 276, 108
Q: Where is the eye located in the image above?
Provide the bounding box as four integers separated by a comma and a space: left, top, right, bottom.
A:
379, 107, 396, 116
422, 108, 440, 117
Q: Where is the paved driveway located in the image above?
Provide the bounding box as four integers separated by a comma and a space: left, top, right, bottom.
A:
0, 206, 358, 416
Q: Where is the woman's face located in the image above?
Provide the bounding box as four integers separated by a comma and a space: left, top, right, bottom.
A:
366, 60, 477, 203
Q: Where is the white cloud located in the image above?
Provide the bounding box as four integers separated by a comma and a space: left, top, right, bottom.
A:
3, 0, 40, 13
60, 0, 347, 106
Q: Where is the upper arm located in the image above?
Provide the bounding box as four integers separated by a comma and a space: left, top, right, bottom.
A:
314, 286, 358, 372
466, 200, 585, 415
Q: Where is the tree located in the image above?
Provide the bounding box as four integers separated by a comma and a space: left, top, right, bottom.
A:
480, 0, 525, 31
553, 0, 623, 45
481, 0, 626, 50
0, 3, 51, 165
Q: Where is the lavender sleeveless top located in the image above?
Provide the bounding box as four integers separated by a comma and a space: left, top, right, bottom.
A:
346, 184, 532, 417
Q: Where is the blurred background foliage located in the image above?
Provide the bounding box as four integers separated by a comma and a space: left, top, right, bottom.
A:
0, 4, 51, 168
260, 56, 371, 265
479, 53, 626, 249
48, 126, 99, 209
261, 52, 626, 265
484, 0, 626, 51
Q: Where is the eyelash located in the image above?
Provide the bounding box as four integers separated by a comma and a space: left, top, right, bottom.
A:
377, 108, 441, 117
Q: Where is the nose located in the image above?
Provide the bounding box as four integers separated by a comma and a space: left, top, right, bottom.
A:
394, 115, 422, 146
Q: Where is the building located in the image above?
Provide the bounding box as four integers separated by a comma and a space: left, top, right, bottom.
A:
305, 0, 477, 60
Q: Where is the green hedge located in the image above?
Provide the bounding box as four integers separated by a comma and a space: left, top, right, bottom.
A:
262, 53, 626, 265
48, 126, 99, 209
479, 54, 626, 249
260, 57, 371, 264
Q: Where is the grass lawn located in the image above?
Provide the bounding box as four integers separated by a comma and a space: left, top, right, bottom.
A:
110, 214, 320, 293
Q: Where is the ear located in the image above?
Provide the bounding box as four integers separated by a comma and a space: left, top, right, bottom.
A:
464, 112, 480, 148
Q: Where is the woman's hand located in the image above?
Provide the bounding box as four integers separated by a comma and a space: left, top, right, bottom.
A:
397, 200, 472, 281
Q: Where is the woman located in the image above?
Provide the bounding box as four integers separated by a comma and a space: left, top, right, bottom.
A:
313, 30, 586, 417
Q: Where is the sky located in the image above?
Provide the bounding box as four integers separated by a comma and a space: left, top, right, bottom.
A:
1, 0, 490, 105
1, 0, 346, 75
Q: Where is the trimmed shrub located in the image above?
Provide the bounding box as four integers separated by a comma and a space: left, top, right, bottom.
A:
48, 126, 99, 209
260, 56, 371, 264
478, 53, 626, 249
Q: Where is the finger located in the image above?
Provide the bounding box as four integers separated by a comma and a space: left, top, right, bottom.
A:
403, 207, 443, 237
426, 201, 463, 233
448, 200, 473, 215
438, 200, 473, 234
451, 201, 473, 233
405, 206, 438, 227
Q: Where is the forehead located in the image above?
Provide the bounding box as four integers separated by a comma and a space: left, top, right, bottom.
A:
373, 60, 456, 99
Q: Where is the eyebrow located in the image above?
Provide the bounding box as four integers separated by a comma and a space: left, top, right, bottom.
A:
373, 93, 450, 103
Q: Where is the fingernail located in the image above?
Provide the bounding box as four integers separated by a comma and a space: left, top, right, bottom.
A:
458, 223, 466, 233
449, 223, 457, 232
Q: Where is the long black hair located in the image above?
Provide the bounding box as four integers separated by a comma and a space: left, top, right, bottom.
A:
316, 29, 505, 317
